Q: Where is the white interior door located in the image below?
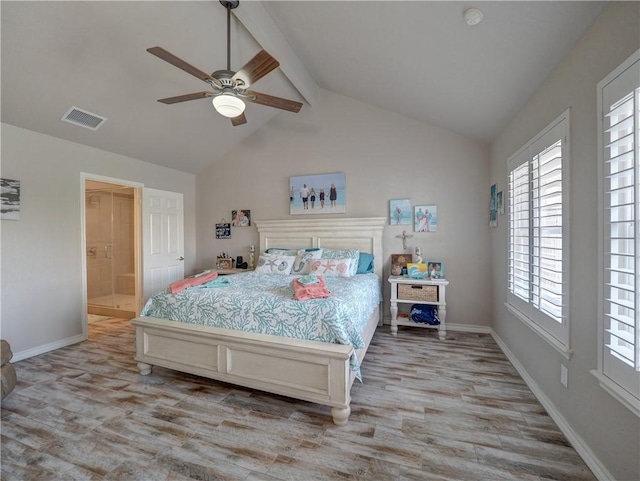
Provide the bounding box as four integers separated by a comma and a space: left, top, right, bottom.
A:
142, 188, 184, 302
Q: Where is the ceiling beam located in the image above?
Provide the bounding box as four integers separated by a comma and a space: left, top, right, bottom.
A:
233, 1, 318, 106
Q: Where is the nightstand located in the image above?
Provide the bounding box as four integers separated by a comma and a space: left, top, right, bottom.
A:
388, 276, 449, 340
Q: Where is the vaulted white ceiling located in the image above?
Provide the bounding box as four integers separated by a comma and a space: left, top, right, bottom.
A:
1, 1, 607, 174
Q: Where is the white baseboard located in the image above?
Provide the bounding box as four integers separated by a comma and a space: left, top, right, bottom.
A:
12, 334, 85, 362
490, 329, 614, 481
446, 323, 490, 333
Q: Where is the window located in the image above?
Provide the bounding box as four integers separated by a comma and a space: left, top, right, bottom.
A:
507, 110, 570, 355
594, 49, 640, 416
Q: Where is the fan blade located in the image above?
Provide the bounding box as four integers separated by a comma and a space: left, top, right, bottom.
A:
231, 113, 247, 126
232, 50, 279, 88
157, 91, 214, 104
245, 90, 303, 113
147, 46, 214, 83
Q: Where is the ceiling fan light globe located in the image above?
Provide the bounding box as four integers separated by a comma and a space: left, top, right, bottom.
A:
212, 94, 246, 118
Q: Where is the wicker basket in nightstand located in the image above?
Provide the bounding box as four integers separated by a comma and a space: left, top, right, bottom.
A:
398, 283, 438, 302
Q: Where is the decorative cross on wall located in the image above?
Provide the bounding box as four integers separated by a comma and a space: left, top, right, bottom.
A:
395, 230, 413, 250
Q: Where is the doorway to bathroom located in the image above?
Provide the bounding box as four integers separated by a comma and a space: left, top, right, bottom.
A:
84, 178, 139, 320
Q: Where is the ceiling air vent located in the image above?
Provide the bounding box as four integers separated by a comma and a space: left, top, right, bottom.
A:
61, 107, 107, 131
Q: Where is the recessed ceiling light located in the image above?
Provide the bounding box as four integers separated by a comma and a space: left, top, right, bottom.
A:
464, 8, 484, 26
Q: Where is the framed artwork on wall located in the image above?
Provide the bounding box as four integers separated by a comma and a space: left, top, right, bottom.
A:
414, 205, 437, 232
389, 198, 412, 225
1, 178, 20, 221
497, 191, 504, 215
231, 209, 251, 227
490, 183, 498, 227
290, 173, 346, 215
215, 221, 231, 239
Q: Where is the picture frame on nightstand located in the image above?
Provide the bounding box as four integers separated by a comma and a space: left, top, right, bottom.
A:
426, 261, 445, 278
390, 253, 413, 276
216, 258, 233, 270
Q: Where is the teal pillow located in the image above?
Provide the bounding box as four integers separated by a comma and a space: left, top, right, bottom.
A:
357, 252, 375, 274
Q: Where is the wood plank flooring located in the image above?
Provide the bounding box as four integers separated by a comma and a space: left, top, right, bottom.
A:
1, 319, 596, 481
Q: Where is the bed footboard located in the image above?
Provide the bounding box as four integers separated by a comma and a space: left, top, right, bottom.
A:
131, 316, 362, 425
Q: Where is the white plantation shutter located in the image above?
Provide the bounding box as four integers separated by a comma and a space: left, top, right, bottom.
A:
533, 141, 564, 320
507, 111, 569, 350
509, 154, 531, 304
604, 92, 636, 368
596, 49, 640, 412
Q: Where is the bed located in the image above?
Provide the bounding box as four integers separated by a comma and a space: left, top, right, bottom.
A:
130, 217, 385, 425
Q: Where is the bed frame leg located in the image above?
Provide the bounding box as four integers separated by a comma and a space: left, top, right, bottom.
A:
137, 362, 152, 375
331, 405, 351, 426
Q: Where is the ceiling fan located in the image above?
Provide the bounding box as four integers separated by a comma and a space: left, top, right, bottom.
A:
147, 0, 302, 126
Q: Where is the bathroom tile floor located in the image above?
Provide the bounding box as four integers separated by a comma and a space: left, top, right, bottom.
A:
1, 319, 596, 481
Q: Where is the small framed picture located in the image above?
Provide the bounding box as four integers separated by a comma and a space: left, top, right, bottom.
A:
216, 258, 233, 270
497, 191, 504, 215
390, 253, 413, 276
231, 210, 251, 227
406, 262, 428, 279
1, 178, 20, 221
389, 198, 412, 225
426, 261, 445, 279
414, 205, 437, 232
215, 222, 231, 239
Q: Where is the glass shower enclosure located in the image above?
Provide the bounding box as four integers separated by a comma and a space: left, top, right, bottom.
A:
85, 181, 137, 318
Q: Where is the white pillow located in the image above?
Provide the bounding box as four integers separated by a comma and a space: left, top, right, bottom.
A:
255, 254, 296, 275
291, 249, 323, 275
309, 257, 354, 277
321, 248, 360, 276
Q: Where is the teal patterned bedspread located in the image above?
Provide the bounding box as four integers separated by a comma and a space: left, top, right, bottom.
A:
141, 272, 381, 379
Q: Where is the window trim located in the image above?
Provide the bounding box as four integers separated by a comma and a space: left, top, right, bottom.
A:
590, 369, 640, 418
595, 48, 640, 418
506, 109, 571, 354
505, 302, 573, 359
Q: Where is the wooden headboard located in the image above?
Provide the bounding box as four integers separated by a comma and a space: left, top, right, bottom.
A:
254, 217, 386, 279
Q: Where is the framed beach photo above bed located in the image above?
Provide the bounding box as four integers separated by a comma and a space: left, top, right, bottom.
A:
290, 173, 346, 215
414, 205, 437, 232
389, 198, 412, 225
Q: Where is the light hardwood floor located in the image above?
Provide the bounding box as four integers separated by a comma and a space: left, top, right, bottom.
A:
1, 319, 596, 481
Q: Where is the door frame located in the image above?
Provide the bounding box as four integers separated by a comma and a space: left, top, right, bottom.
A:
81, 173, 143, 339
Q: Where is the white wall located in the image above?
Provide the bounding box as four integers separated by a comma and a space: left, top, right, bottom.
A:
489, 3, 640, 480
196, 88, 491, 329
0, 123, 197, 358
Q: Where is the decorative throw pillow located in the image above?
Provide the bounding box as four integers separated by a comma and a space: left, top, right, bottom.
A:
321, 248, 360, 276
291, 249, 323, 275
255, 254, 296, 275
356, 252, 375, 274
309, 257, 354, 277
